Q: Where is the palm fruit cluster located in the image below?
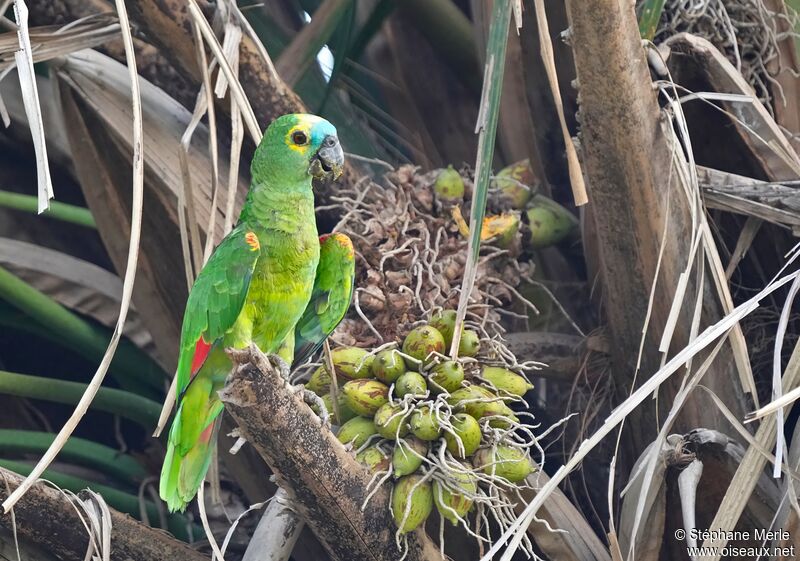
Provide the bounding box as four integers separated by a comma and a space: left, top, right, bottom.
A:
434, 159, 579, 251
324, 164, 537, 347
305, 309, 539, 541
487, 159, 579, 250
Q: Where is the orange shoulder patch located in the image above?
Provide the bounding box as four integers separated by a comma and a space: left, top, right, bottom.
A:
245, 231, 260, 251
333, 233, 355, 257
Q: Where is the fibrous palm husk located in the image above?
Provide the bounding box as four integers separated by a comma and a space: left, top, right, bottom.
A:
325, 164, 535, 349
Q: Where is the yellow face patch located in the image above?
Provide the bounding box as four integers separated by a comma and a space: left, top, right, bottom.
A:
284, 114, 324, 154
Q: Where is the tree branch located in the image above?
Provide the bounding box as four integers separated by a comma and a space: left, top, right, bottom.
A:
0, 467, 207, 561
220, 345, 443, 561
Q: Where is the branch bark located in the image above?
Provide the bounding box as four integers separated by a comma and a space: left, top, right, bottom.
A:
0, 467, 207, 561
220, 345, 443, 561
564, 0, 749, 469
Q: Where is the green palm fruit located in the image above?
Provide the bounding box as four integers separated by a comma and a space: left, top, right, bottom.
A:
321, 393, 358, 423
447, 385, 496, 407
395, 372, 428, 397
494, 159, 536, 210
410, 406, 442, 441
433, 471, 477, 524
337, 417, 378, 448
448, 386, 517, 428
525, 194, 578, 249
374, 402, 410, 440
458, 330, 480, 358
443, 413, 481, 458
433, 165, 465, 201
429, 309, 457, 347
429, 361, 465, 394
402, 326, 446, 366
356, 445, 391, 473
342, 379, 389, 417
370, 349, 406, 384
481, 402, 519, 429
472, 446, 534, 483
306, 365, 332, 395
331, 347, 374, 380
481, 366, 533, 397
393, 437, 428, 477
391, 475, 433, 533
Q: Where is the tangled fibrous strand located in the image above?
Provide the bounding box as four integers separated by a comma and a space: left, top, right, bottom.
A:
649, 0, 800, 111
321, 165, 536, 348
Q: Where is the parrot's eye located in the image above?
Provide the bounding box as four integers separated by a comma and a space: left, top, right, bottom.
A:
291, 130, 309, 145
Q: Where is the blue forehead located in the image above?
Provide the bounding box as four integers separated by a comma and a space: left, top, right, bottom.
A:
310, 119, 337, 145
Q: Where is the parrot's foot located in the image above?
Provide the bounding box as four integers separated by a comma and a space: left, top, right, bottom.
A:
301, 388, 331, 429
267, 354, 292, 383
225, 346, 254, 366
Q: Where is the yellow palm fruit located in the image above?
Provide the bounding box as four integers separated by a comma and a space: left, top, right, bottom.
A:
433, 471, 477, 525
472, 446, 534, 483
443, 413, 481, 458
481, 366, 533, 397
433, 165, 465, 201
402, 325, 446, 367
356, 445, 391, 473
410, 406, 442, 441
370, 349, 406, 383
342, 379, 389, 417
525, 195, 578, 249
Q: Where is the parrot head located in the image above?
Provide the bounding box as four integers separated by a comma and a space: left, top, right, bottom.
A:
252, 113, 344, 184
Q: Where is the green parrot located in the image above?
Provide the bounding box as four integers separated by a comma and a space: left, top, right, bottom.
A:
160, 114, 355, 513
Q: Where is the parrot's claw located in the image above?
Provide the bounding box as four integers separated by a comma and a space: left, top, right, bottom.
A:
301, 389, 331, 429
225, 346, 253, 365
267, 354, 292, 383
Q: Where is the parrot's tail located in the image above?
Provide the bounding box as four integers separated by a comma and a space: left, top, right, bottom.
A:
159, 414, 218, 513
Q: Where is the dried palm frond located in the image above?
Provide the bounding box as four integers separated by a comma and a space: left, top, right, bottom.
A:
0, 13, 120, 71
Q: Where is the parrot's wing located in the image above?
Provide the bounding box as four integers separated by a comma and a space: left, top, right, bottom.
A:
175, 224, 261, 395
293, 233, 355, 366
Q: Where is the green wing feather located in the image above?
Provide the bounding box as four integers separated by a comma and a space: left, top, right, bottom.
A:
175, 224, 261, 395
293, 233, 355, 366
161, 225, 259, 513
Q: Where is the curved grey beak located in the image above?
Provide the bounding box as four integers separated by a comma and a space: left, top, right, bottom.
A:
309, 134, 344, 180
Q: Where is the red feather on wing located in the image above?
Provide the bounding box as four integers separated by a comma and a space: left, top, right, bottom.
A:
190, 339, 212, 378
